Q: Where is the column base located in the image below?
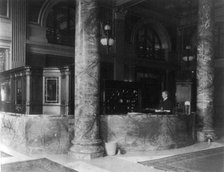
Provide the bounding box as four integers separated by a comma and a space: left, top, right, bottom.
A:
69, 139, 104, 159
202, 129, 216, 140
197, 129, 216, 142
69, 150, 104, 160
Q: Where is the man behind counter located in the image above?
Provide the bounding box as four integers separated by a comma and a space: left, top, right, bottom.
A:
158, 90, 173, 111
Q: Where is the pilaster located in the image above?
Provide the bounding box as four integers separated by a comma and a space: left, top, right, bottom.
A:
11, 0, 26, 68
25, 67, 31, 114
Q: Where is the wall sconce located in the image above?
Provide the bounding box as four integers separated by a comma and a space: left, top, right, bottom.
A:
182, 45, 194, 65
100, 24, 114, 53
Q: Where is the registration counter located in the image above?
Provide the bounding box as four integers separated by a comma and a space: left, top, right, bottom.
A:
100, 112, 195, 152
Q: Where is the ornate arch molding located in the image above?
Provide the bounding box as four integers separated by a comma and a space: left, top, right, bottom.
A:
131, 19, 171, 51
38, 0, 67, 27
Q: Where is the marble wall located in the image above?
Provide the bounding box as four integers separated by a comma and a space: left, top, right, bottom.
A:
100, 114, 194, 152
0, 112, 74, 154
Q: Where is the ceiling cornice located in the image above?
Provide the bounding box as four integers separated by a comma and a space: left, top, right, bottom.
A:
26, 41, 74, 57
115, 0, 145, 8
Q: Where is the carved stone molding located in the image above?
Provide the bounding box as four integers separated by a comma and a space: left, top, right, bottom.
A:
26, 41, 74, 57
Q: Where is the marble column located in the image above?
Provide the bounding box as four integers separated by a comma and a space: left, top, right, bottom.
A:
196, 0, 215, 138
69, 0, 104, 159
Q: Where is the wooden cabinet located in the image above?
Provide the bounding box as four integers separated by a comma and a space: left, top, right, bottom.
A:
0, 66, 74, 115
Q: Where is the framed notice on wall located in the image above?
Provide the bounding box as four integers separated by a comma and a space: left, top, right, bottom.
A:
44, 77, 59, 104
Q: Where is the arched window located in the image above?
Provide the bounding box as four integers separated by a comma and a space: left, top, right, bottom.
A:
46, 1, 75, 46
135, 24, 164, 60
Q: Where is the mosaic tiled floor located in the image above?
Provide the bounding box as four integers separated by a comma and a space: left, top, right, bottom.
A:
139, 146, 224, 172
1, 158, 78, 172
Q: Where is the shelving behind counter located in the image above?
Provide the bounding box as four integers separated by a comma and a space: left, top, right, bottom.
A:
102, 80, 142, 114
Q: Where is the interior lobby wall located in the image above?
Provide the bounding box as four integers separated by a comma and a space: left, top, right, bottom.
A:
214, 20, 224, 137
214, 65, 224, 137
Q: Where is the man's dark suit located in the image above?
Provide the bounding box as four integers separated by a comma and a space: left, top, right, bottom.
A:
159, 98, 173, 110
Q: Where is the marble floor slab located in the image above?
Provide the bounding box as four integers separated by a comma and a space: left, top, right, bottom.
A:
1, 140, 224, 172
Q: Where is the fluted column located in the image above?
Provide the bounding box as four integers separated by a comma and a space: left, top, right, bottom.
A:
64, 68, 71, 115
69, 0, 104, 159
197, 0, 215, 138
61, 66, 72, 115
11, 0, 26, 68
25, 67, 31, 114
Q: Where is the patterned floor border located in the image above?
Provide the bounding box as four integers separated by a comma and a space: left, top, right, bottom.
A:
139, 146, 224, 172
1, 158, 78, 172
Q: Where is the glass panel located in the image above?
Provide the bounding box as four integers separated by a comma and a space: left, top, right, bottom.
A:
16, 78, 22, 104
1, 81, 11, 102
45, 77, 59, 103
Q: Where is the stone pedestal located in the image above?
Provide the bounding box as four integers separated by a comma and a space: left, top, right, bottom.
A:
196, 0, 215, 138
69, 0, 104, 159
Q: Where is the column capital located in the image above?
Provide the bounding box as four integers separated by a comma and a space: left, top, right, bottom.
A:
25, 66, 31, 76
